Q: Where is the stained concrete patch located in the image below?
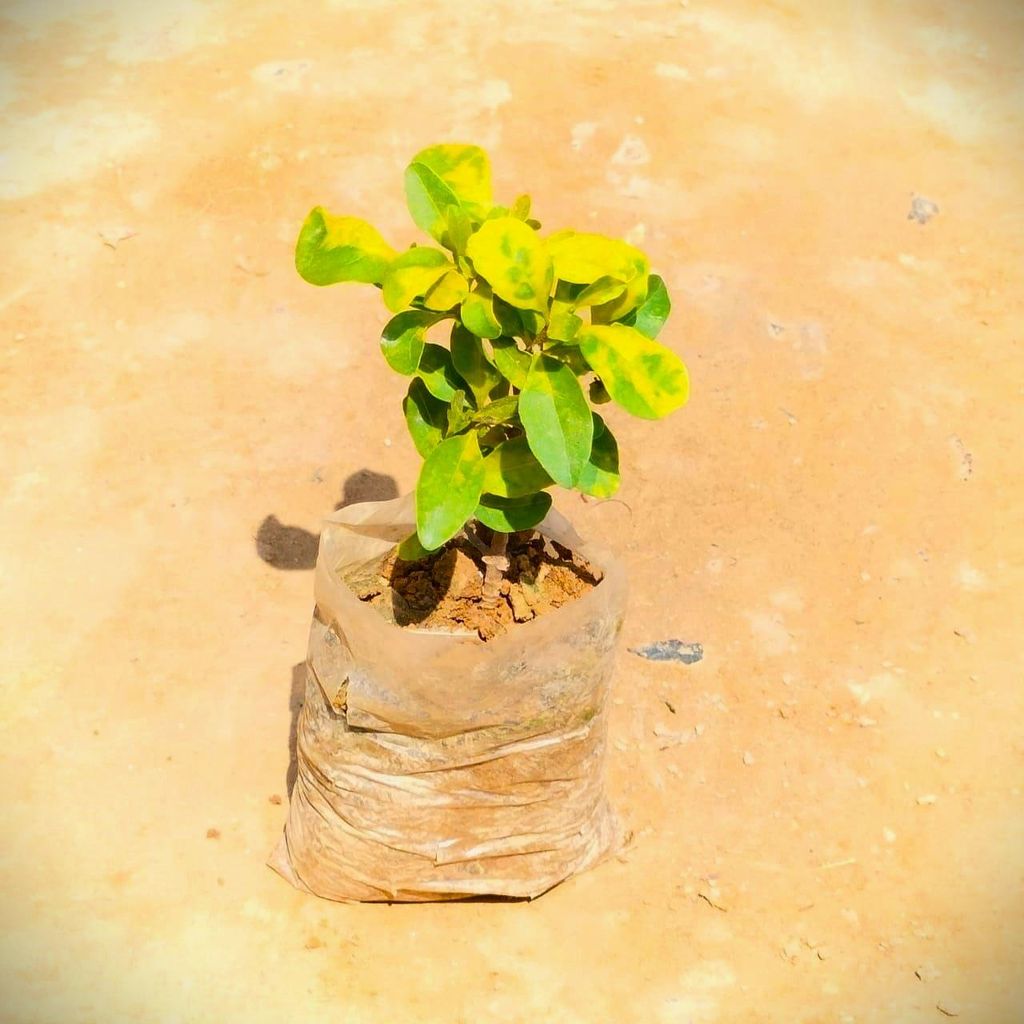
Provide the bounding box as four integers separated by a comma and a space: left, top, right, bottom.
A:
251, 60, 314, 91
0, 104, 158, 200
612, 134, 651, 166
655, 63, 692, 81
746, 611, 792, 656
571, 122, 598, 151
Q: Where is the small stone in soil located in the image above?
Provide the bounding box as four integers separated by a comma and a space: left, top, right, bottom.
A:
630, 639, 704, 664
508, 586, 535, 622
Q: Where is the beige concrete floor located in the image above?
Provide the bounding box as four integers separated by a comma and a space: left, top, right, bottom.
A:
2, 1, 1023, 1021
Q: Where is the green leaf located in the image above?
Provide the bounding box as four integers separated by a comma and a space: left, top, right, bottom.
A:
548, 280, 582, 343
397, 531, 437, 561
492, 298, 523, 338
592, 273, 649, 323
416, 343, 465, 402
547, 230, 649, 320
466, 216, 553, 312
382, 247, 450, 312
487, 376, 511, 400
410, 143, 492, 211
295, 207, 396, 286
404, 163, 461, 243
547, 230, 647, 285
423, 269, 469, 311
548, 298, 582, 343
381, 309, 437, 374
519, 309, 547, 336
460, 287, 502, 339
474, 491, 552, 532
416, 432, 486, 550
478, 424, 510, 450
451, 325, 501, 405
546, 344, 590, 375
489, 338, 531, 388
483, 435, 554, 497
573, 275, 627, 308
447, 389, 474, 434
577, 413, 620, 497
519, 354, 594, 487
630, 273, 671, 339
511, 194, 531, 220
578, 324, 689, 419
445, 205, 473, 272
471, 394, 519, 427
403, 378, 448, 457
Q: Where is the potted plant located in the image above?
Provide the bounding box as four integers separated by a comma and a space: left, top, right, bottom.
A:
269, 144, 688, 901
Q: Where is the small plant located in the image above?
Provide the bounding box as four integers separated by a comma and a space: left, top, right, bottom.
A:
296, 143, 688, 601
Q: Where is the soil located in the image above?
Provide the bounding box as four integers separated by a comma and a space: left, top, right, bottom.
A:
349, 531, 603, 640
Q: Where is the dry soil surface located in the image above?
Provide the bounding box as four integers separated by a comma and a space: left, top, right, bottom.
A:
1, 1, 1022, 1022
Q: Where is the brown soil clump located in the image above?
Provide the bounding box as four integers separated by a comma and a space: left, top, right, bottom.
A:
348, 531, 603, 640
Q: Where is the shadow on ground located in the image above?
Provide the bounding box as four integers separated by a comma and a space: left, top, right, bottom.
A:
256, 469, 398, 570
286, 661, 305, 797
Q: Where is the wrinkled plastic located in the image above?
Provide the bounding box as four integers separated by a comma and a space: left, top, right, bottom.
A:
268, 494, 627, 901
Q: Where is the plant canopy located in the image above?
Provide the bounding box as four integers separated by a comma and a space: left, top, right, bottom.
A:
296, 143, 689, 553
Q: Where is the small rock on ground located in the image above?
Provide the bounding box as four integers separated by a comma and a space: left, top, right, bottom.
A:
630, 639, 704, 664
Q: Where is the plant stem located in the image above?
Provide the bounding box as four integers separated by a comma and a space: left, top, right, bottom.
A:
480, 529, 509, 610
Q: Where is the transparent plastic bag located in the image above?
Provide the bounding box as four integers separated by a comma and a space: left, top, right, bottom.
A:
268, 494, 627, 901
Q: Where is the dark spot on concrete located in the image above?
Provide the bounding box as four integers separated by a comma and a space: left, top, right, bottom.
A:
630, 639, 704, 664
908, 195, 939, 224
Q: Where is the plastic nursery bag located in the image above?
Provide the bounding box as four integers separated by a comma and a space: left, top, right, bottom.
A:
268, 493, 627, 901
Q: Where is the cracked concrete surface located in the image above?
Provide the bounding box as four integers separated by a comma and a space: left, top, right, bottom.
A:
1, 1, 1023, 1021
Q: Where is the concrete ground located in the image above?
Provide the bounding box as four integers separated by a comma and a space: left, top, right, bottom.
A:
2, 1, 1022, 1021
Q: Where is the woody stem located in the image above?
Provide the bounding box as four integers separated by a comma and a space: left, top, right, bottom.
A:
480, 530, 509, 609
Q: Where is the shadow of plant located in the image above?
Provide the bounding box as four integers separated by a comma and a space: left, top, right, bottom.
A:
256, 469, 399, 570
